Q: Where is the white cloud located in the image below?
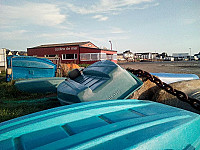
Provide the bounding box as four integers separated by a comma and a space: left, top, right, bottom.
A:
93, 15, 108, 21
0, 2, 66, 27
110, 27, 125, 34
65, 0, 156, 14
183, 18, 199, 25
0, 30, 28, 40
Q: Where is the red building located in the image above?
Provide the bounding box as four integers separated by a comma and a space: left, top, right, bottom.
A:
27, 41, 117, 64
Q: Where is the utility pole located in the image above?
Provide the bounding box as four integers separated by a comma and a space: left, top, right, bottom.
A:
189, 48, 191, 61
109, 40, 112, 50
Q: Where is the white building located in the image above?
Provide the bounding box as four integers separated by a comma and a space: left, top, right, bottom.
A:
134, 52, 158, 61
0, 49, 7, 71
172, 53, 189, 60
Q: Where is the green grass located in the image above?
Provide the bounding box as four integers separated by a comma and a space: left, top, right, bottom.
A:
0, 99, 60, 123
78, 64, 90, 68
0, 72, 61, 123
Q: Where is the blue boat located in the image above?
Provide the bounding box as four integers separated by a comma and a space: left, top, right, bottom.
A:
0, 99, 199, 149
57, 60, 143, 104
6, 56, 57, 81
151, 73, 199, 84
15, 77, 66, 93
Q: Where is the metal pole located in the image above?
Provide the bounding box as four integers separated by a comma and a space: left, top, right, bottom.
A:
189, 48, 191, 61
109, 40, 112, 50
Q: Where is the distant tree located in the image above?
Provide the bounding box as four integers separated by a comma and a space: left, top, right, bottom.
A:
161, 52, 168, 58
100, 46, 108, 50
103, 47, 108, 50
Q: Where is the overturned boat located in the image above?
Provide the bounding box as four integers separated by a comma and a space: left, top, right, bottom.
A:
57, 60, 143, 104
0, 99, 199, 149
57, 60, 199, 105
15, 77, 66, 93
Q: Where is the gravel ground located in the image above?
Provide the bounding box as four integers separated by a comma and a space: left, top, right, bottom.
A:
118, 61, 200, 77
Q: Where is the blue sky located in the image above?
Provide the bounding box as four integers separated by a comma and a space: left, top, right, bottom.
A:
0, 0, 199, 55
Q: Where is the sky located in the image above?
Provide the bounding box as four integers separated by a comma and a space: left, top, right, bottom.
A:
0, 0, 200, 55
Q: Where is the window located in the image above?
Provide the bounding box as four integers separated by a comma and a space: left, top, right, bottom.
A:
112, 54, 117, 60
80, 53, 116, 61
80, 53, 90, 61
99, 53, 106, 60
106, 54, 112, 60
45, 54, 58, 57
80, 53, 99, 61
91, 54, 99, 60
62, 54, 77, 60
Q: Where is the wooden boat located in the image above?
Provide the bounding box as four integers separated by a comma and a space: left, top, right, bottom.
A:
15, 77, 66, 93
0, 99, 199, 149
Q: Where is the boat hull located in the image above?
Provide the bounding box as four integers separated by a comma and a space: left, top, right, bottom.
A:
6, 56, 57, 81
0, 99, 199, 150
15, 77, 66, 93
151, 72, 199, 84
57, 60, 143, 104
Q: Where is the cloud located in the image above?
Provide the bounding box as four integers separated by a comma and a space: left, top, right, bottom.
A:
134, 2, 159, 10
183, 18, 199, 25
0, 2, 66, 27
0, 30, 28, 40
110, 27, 125, 34
65, 0, 156, 14
93, 15, 108, 21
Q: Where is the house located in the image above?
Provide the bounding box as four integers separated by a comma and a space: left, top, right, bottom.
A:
194, 52, 200, 60
123, 50, 134, 61
0, 49, 7, 71
27, 41, 117, 64
117, 53, 126, 61
134, 52, 158, 61
172, 53, 189, 61
6, 49, 13, 56
18, 51, 27, 56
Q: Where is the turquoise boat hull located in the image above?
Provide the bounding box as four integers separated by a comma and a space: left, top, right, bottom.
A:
6, 56, 57, 82
15, 77, 66, 93
0, 99, 199, 149
57, 60, 143, 104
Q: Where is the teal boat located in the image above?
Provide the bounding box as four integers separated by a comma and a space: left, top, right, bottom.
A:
6, 56, 57, 82
0, 99, 199, 149
15, 77, 66, 93
57, 60, 143, 104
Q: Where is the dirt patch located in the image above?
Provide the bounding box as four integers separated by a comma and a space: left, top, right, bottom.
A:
118, 61, 200, 77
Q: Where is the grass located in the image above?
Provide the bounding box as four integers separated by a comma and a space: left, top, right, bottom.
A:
0, 99, 60, 123
0, 72, 61, 123
78, 64, 90, 68
0, 63, 91, 123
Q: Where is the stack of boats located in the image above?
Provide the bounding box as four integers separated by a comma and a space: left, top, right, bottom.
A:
1, 59, 199, 149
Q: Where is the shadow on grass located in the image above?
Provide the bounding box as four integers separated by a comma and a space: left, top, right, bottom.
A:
0, 99, 61, 123
0, 73, 61, 123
